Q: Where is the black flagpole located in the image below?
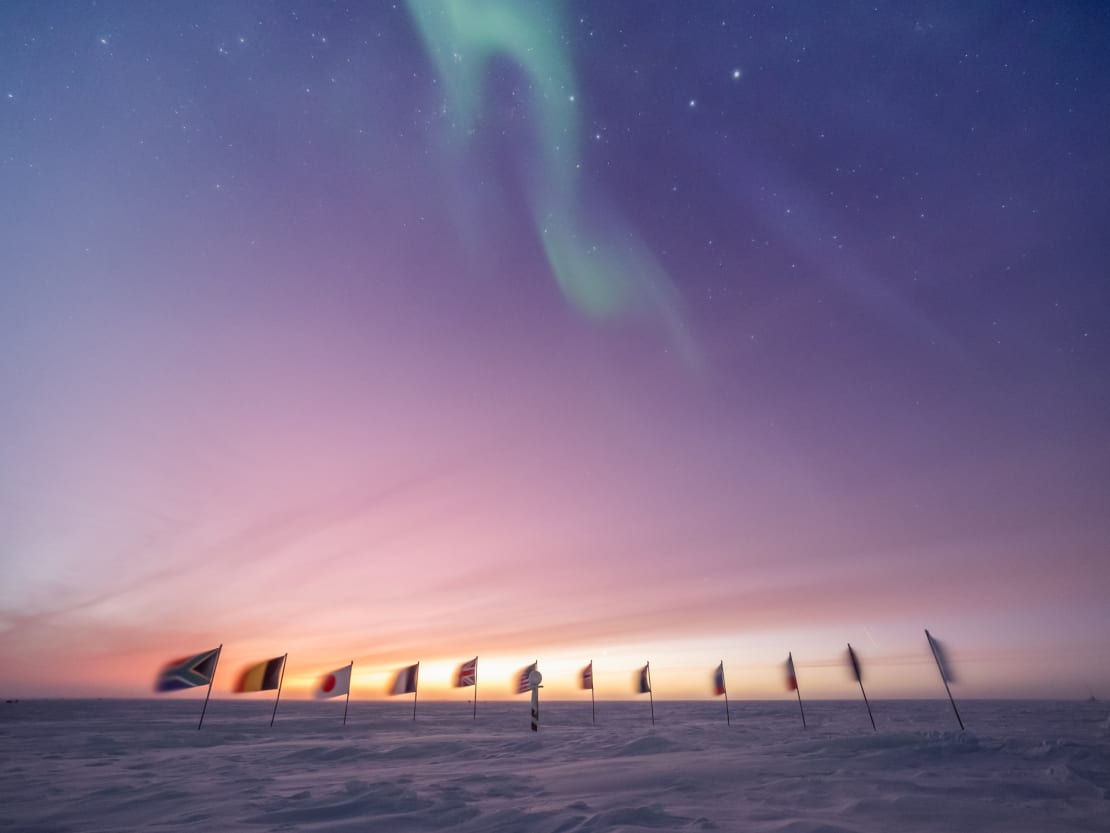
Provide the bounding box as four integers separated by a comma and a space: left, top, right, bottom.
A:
647, 662, 655, 726
412, 662, 419, 721
198, 644, 222, 730
722, 662, 731, 726
848, 643, 876, 731
790, 653, 807, 728
343, 661, 352, 726
926, 629, 964, 730
270, 653, 287, 727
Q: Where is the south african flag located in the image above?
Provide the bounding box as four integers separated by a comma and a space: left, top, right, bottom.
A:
155, 647, 221, 692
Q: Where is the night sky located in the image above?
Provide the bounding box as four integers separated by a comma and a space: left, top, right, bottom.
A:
2, 1, 1108, 700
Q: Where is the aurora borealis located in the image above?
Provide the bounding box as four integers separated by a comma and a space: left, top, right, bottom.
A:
1, 1, 1107, 700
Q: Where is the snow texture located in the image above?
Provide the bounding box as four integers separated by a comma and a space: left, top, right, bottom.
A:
1, 699, 1107, 832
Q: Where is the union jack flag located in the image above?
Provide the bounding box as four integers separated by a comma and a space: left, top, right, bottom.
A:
455, 657, 477, 687
155, 647, 220, 692
516, 661, 537, 693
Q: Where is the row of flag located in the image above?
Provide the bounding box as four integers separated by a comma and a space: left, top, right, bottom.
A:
157, 630, 962, 730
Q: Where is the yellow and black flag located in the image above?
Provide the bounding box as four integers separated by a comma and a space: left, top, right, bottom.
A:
234, 655, 286, 692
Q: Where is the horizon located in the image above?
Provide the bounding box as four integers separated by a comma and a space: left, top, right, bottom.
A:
2, 1, 1108, 702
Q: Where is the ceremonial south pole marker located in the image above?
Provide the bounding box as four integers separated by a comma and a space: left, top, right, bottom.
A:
529, 668, 543, 732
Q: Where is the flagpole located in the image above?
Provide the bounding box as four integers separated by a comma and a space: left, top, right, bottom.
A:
790, 653, 807, 729
270, 653, 287, 727
343, 661, 352, 726
926, 629, 964, 730
647, 662, 655, 727
590, 660, 595, 725
198, 644, 222, 730
473, 657, 478, 720
848, 643, 876, 731
722, 661, 731, 726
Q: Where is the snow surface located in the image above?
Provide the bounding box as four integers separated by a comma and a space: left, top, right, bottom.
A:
2, 699, 1107, 832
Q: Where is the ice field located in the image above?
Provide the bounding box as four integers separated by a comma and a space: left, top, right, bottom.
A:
2, 698, 1108, 832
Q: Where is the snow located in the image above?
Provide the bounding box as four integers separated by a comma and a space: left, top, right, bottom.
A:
2, 699, 1107, 832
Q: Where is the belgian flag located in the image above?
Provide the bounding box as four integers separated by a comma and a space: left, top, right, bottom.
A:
234, 655, 286, 692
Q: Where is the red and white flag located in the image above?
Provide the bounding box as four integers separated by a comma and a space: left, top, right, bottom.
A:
785, 653, 798, 691
580, 661, 593, 690
455, 657, 477, 688
516, 661, 537, 694
314, 664, 352, 699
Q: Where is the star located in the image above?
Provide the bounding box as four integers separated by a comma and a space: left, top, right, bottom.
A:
688, 99, 696, 108
732, 68, 742, 80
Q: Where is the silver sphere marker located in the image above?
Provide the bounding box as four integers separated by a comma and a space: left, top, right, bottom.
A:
529, 669, 543, 732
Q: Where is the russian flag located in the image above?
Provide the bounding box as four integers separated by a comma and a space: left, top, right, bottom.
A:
713, 661, 726, 696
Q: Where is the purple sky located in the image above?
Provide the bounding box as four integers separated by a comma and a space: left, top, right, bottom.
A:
1, 1, 1108, 700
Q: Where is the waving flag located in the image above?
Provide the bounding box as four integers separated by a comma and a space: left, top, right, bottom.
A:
580, 661, 593, 690
847, 642, 876, 730
636, 663, 651, 694
314, 664, 352, 699
785, 654, 798, 691
516, 661, 538, 694
846, 644, 864, 682
155, 647, 220, 692
455, 657, 477, 687
713, 661, 726, 696
925, 630, 956, 682
234, 655, 286, 692
390, 663, 420, 695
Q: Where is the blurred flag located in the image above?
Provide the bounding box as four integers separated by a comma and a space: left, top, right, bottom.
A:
925, 630, 956, 683
517, 661, 539, 693
389, 663, 419, 695
636, 663, 651, 694
785, 653, 799, 691
234, 655, 286, 693
155, 647, 220, 692
314, 664, 352, 699
580, 661, 593, 690
455, 657, 477, 688
713, 661, 726, 696
515, 661, 538, 694
847, 644, 864, 683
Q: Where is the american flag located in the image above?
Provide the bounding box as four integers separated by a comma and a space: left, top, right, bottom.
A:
455, 657, 477, 687
516, 661, 537, 693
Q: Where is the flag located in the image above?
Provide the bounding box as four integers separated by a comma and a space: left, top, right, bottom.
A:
847, 644, 864, 682
785, 653, 798, 691
455, 657, 477, 687
580, 661, 593, 690
926, 629, 956, 683
389, 662, 419, 695
637, 663, 651, 694
713, 661, 726, 696
234, 655, 285, 693
314, 664, 352, 699
516, 661, 537, 694
155, 647, 220, 692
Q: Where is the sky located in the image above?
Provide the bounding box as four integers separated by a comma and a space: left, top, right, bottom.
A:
1, 1, 1108, 702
